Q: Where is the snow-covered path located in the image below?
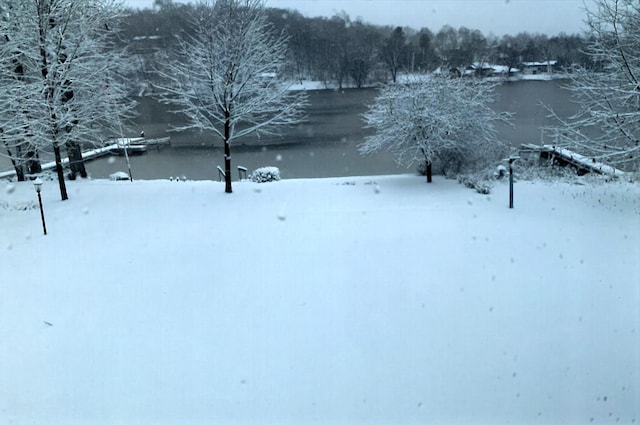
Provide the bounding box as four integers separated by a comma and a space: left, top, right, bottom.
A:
1, 175, 639, 425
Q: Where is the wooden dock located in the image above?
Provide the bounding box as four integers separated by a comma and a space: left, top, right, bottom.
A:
0, 137, 170, 180
520, 144, 626, 177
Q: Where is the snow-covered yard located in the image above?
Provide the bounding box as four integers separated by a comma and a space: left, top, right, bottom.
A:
1, 175, 639, 425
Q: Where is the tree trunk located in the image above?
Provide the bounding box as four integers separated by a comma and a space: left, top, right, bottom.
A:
26, 150, 42, 175
12, 160, 25, 182
421, 149, 432, 183
15, 166, 25, 181
224, 112, 232, 193
10, 144, 26, 181
224, 140, 232, 193
53, 142, 68, 201
66, 141, 87, 179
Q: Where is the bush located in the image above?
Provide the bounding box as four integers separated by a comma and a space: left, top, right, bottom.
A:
251, 166, 281, 183
457, 173, 493, 195
0, 200, 37, 211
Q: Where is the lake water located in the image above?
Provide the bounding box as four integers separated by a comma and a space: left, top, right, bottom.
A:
3, 79, 577, 180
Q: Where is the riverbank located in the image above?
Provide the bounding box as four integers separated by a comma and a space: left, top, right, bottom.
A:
289, 72, 571, 90
1, 174, 638, 425
85, 78, 581, 180
1, 79, 577, 181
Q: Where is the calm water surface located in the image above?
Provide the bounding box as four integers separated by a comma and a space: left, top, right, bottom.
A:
3, 79, 577, 180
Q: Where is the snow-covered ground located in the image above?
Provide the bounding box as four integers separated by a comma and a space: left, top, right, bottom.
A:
287, 72, 570, 92
1, 174, 639, 425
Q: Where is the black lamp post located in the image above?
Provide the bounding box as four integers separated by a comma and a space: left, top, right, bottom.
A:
507, 156, 519, 209
33, 177, 47, 235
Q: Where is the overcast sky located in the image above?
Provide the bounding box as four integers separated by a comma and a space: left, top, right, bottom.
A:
124, 0, 592, 36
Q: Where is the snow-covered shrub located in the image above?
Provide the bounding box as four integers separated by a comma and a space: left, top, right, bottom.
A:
475, 183, 492, 195
0, 200, 37, 211
110, 171, 130, 181
457, 174, 493, 195
494, 165, 508, 179
251, 166, 281, 183
514, 160, 589, 182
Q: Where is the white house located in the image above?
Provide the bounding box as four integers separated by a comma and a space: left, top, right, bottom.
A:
521, 60, 558, 74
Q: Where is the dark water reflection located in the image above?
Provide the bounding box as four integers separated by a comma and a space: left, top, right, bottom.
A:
1, 79, 577, 180
101, 140, 407, 181
90, 87, 407, 180
492, 79, 576, 146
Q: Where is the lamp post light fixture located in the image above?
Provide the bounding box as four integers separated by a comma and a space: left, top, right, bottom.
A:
33, 177, 47, 235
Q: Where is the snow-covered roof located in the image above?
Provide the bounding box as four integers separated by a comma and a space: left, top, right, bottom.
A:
489, 65, 520, 74
465, 63, 520, 74
468, 62, 495, 70
131, 35, 163, 41
522, 60, 558, 67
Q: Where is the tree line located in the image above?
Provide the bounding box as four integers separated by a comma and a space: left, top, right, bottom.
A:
1, 0, 637, 203
123, 1, 591, 88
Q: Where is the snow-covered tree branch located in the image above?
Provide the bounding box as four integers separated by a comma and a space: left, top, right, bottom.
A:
0, 0, 136, 200
544, 0, 640, 173
154, 0, 308, 193
359, 75, 511, 182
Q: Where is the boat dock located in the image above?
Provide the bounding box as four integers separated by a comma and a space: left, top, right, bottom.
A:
0, 137, 170, 180
520, 143, 626, 177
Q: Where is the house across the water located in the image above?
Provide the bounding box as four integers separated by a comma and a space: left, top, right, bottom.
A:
521, 60, 559, 75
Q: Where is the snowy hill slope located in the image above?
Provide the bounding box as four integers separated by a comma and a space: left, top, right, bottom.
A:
1, 175, 639, 425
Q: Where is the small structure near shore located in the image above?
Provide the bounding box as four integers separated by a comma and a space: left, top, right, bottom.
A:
520, 143, 626, 177
0, 136, 170, 180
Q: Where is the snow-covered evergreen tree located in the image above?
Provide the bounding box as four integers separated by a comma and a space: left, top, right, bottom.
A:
359, 75, 510, 182
155, 0, 307, 193
545, 0, 640, 173
0, 0, 135, 200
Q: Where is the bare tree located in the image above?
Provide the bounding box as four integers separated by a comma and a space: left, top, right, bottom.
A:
0, 3, 42, 182
457, 27, 488, 66
433, 25, 460, 69
326, 14, 351, 90
347, 21, 382, 88
381, 26, 407, 83
545, 0, 640, 172
497, 33, 530, 77
359, 76, 510, 182
155, 0, 307, 193
0, 0, 136, 200
410, 28, 438, 72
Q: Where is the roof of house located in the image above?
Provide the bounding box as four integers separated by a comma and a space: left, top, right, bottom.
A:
522, 60, 558, 67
